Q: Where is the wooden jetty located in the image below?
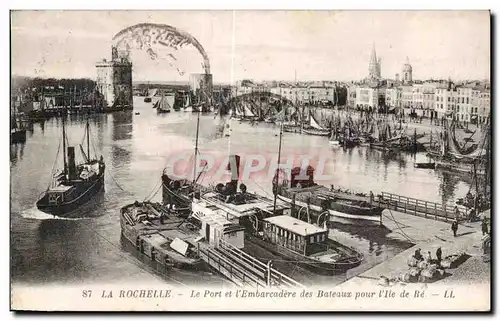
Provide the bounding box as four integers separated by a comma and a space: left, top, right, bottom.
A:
376, 192, 468, 223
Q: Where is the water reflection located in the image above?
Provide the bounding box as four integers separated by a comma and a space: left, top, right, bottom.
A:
10, 142, 25, 164
439, 171, 460, 205
112, 111, 133, 141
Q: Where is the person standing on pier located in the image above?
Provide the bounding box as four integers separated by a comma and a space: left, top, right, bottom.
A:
451, 219, 459, 237
436, 247, 442, 264
482, 218, 489, 236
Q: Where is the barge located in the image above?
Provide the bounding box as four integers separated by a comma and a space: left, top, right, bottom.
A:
120, 201, 204, 269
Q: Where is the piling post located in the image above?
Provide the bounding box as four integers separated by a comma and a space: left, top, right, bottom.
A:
267, 260, 273, 287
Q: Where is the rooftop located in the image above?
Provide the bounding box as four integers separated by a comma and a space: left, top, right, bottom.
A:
264, 215, 327, 237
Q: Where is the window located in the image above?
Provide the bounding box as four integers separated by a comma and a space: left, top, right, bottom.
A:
467, 97, 469, 104
310, 236, 314, 243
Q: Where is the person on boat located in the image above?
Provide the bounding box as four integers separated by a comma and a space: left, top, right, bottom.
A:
482, 218, 489, 236
451, 219, 459, 237
369, 191, 374, 204
436, 247, 442, 264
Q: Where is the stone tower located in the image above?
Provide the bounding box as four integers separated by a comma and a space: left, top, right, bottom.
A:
402, 56, 413, 84
368, 44, 381, 80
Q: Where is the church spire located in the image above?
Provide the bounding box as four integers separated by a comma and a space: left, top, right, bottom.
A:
368, 43, 381, 80
370, 43, 378, 66
405, 56, 410, 65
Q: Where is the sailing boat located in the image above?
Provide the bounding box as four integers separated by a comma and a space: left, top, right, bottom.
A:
155, 93, 173, 114
144, 83, 152, 103
11, 101, 26, 144
36, 117, 105, 217
301, 110, 331, 136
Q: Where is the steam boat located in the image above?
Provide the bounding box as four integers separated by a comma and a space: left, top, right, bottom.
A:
273, 166, 383, 223
36, 118, 105, 217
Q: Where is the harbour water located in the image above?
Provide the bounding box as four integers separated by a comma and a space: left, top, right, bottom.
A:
10, 97, 470, 286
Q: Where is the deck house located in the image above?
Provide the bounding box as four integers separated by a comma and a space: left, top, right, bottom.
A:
262, 215, 329, 256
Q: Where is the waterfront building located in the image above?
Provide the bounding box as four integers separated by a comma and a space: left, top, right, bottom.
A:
347, 84, 357, 108
455, 85, 473, 123
355, 85, 379, 110
412, 83, 424, 111
401, 85, 413, 109
385, 85, 402, 110
95, 46, 133, 108
434, 81, 457, 119
471, 86, 491, 124
478, 90, 491, 124
422, 82, 437, 117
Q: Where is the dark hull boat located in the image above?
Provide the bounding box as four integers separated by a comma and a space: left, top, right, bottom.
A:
36, 118, 106, 218
274, 166, 383, 223
414, 162, 436, 169
36, 170, 105, 217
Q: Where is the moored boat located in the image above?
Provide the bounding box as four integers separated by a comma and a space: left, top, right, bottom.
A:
273, 166, 383, 223
301, 127, 331, 136
414, 162, 436, 169
120, 201, 204, 269
192, 195, 363, 274
36, 118, 105, 217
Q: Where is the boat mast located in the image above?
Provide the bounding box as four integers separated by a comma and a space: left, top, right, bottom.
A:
192, 111, 201, 188
62, 113, 67, 174
273, 123, 284, 214
86, 118, 90, 160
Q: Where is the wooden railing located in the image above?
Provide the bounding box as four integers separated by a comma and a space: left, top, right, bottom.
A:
197, 239, 303, 288
378, 192, 468, 222
218, 239, 304, 288
197, 244, 265, 288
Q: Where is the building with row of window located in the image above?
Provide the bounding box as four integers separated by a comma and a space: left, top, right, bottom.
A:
233, 80, 338, 105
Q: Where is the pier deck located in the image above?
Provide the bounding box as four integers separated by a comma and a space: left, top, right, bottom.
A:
340, 209, 489, 287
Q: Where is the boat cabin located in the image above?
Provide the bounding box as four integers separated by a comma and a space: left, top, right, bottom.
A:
262, 215, 329, 256
193, 201, 245, 250
46, 185, 75, 205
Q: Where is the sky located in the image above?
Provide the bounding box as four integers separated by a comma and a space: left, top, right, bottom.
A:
10, 10, 491, 83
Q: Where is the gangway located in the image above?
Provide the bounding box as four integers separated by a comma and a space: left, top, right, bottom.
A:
195, 238, 303, 289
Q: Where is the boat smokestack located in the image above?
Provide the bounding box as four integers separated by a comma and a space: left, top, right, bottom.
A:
226, 155, 241, 194
67, 147, 77, 180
